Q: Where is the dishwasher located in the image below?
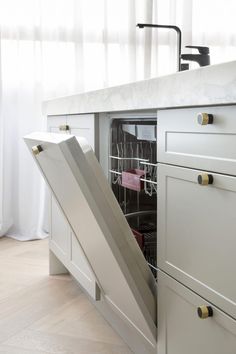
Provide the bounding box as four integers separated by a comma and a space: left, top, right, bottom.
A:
108, 116, 157, 277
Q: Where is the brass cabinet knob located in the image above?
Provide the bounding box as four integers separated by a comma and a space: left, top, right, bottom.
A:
197, 113, 214, 125
59, 124, 70, 131
197, 305, 213, 319
32, 145, 43, 156
198, 173, 214, 185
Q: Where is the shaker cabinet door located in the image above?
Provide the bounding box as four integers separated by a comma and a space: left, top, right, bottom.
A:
24, 132, 157, 348
157, 105, 236, 175
158, 271, 236, 354
157, 163, 236, 318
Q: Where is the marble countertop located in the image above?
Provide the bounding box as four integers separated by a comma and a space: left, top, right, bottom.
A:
43, 60, 236, 116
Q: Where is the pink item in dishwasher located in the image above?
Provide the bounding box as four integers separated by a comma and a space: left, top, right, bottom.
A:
131, 229, 144, 250
121, 169, 145, 191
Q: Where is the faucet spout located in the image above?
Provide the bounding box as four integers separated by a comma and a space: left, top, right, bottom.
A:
136, 24, 210, 71
136, 23, 182, 72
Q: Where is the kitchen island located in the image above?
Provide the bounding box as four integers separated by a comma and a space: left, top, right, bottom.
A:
41, 60, 236, 354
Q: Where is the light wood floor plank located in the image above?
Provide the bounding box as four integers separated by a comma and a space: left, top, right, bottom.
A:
0, 237, 133, 353
4, 329, 133, 354
0, 344, 49, 354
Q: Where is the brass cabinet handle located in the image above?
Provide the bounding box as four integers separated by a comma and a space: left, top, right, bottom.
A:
198, 173, 214, 185
32, 145, 43, 156
197, 113, 214, 125
197, 305, 213, 319
59, 124, 70, 131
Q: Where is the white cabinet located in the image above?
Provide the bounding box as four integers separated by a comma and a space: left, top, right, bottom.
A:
157, 163, 236, 318
47, 115, 67, 134
158, 271, 236, 354
37, 101, 236, 353
157, 104, 236, 354
47, 114, 100, 300
158, 105, 236, 175
67, 115, 96, 150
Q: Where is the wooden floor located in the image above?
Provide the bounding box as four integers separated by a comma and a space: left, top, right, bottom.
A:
0, 237, 133, 354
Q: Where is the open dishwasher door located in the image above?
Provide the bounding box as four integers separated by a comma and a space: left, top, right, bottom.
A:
24, 132, 157, 347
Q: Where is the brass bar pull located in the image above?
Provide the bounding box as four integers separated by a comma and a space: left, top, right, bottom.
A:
32, 145, 43, 156
197, 305, 213, 319
197, 113, 214, 125
198, 173, 214, 185
59, 124, 70, 131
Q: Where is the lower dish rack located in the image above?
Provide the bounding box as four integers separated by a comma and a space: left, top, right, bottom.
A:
126, 211, 157, 278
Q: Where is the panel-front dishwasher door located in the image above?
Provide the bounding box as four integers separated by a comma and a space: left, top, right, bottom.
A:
24, 132, 157, 348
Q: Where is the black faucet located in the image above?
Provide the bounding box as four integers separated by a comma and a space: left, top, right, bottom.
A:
137, 23, 182, 71
137, 23, 210, 71
181, 45, 210, 67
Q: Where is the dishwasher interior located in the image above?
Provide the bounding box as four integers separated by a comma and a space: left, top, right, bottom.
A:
109, 117, 157, 277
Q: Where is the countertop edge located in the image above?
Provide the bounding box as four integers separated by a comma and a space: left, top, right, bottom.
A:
43, 61, 236, 116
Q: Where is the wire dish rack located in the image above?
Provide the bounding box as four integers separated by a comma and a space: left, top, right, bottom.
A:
109, 141, 157, 197
125, 210, 157, 278
109, 119, 157, 278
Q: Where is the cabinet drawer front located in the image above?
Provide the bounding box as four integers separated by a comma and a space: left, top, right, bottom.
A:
67, 114, 95, 129
158, 271, 236, 354
47, 114, 95, 146
47, 116, 68, 134
157, 163, 236, 317
157, 105, 236, 175
66, 114, 95, 150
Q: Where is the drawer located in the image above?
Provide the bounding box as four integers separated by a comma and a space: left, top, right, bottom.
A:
158, 271, 236, 354
47, 115, 68, 133
157, 105, 236, 175
67, 114, 95, 130
47, 114, 95, 139
67, 114, 95, 150
157, 163, 236, 318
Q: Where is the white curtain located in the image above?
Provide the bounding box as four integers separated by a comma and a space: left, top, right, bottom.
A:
152, 0, 236, 75
0, 0, 155, 240
0, 0, 236, 240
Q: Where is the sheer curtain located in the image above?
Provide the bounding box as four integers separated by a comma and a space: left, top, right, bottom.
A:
0, 0, 154, 240
152, 0, 236, 75
0, 0, 236, 240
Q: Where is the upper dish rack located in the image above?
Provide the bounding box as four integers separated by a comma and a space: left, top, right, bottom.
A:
109, 141, 157, 196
